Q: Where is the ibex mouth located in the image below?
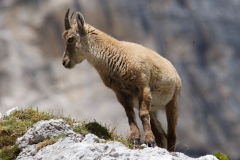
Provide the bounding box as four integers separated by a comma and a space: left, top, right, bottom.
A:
62, 60, 75, 69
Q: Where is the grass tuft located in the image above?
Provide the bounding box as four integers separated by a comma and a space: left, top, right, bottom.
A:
0, 145, 21, 160
35, 133, 67, 151
35, 138, 57, 151
214, 152, 229, 160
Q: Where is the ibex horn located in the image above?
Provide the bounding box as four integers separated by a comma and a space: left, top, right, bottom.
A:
64, 8, 71, 30
70, 12, 74, 19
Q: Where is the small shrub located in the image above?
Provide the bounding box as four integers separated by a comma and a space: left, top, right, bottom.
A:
214, 152, 229, 160
85, 121, 112, 139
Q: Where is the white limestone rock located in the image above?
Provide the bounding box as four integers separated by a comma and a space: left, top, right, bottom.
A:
15, 119, 217, 160
0, 106, 19, 119
15, 119, 83, 160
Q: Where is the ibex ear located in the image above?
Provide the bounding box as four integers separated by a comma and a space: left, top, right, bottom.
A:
76, 12, 85, 35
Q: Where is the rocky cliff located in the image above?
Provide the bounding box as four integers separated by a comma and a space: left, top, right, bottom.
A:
0, 0, 239, 159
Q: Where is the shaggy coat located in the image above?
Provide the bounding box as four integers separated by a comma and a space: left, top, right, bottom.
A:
62, 9, 181, 151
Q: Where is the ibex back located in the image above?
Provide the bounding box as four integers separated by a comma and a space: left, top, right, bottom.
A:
62, 9, 181, 151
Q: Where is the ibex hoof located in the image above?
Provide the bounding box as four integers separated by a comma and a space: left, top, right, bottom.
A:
130, 138, 141, 145
145, 141, 156, 147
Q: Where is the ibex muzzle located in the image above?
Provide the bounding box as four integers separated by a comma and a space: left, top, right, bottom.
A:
62, 9, 85, 69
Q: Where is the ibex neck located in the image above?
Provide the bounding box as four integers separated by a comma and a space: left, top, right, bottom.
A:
85, 25, 121, 71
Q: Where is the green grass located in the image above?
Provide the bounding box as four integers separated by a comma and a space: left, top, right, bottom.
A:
0, 145, 21, 160
214, 152, 229, 160
0, 108, 132, 159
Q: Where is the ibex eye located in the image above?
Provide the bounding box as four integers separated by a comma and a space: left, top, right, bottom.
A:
67, 37, 74, 43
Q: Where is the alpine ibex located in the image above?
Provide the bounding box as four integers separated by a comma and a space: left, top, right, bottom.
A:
62, 9, 181, 151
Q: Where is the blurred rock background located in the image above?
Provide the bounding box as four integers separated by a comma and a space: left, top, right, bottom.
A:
0, 0, 239, 159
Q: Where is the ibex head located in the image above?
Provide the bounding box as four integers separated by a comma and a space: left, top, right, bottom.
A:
62, 9, 87, 69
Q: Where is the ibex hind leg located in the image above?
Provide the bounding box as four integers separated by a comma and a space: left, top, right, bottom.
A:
150, 111, 167, 149
166, 92, 179, 152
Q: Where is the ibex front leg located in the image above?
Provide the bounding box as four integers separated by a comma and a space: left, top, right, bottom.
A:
138, 86, 156, 147
115, 92, 141, 145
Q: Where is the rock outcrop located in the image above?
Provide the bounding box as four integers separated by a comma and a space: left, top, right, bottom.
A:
16, 119, 217, 160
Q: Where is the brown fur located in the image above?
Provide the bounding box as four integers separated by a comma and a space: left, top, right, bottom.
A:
62, 11, 181, 151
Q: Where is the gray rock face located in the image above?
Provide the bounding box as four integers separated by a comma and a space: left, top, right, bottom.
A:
16, 119, 77, 148
16, 119, 83, 159
16, 119, 217, 160
33, 137, 217, 160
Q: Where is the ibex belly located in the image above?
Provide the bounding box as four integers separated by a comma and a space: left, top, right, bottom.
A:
133, 89, 174, 111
